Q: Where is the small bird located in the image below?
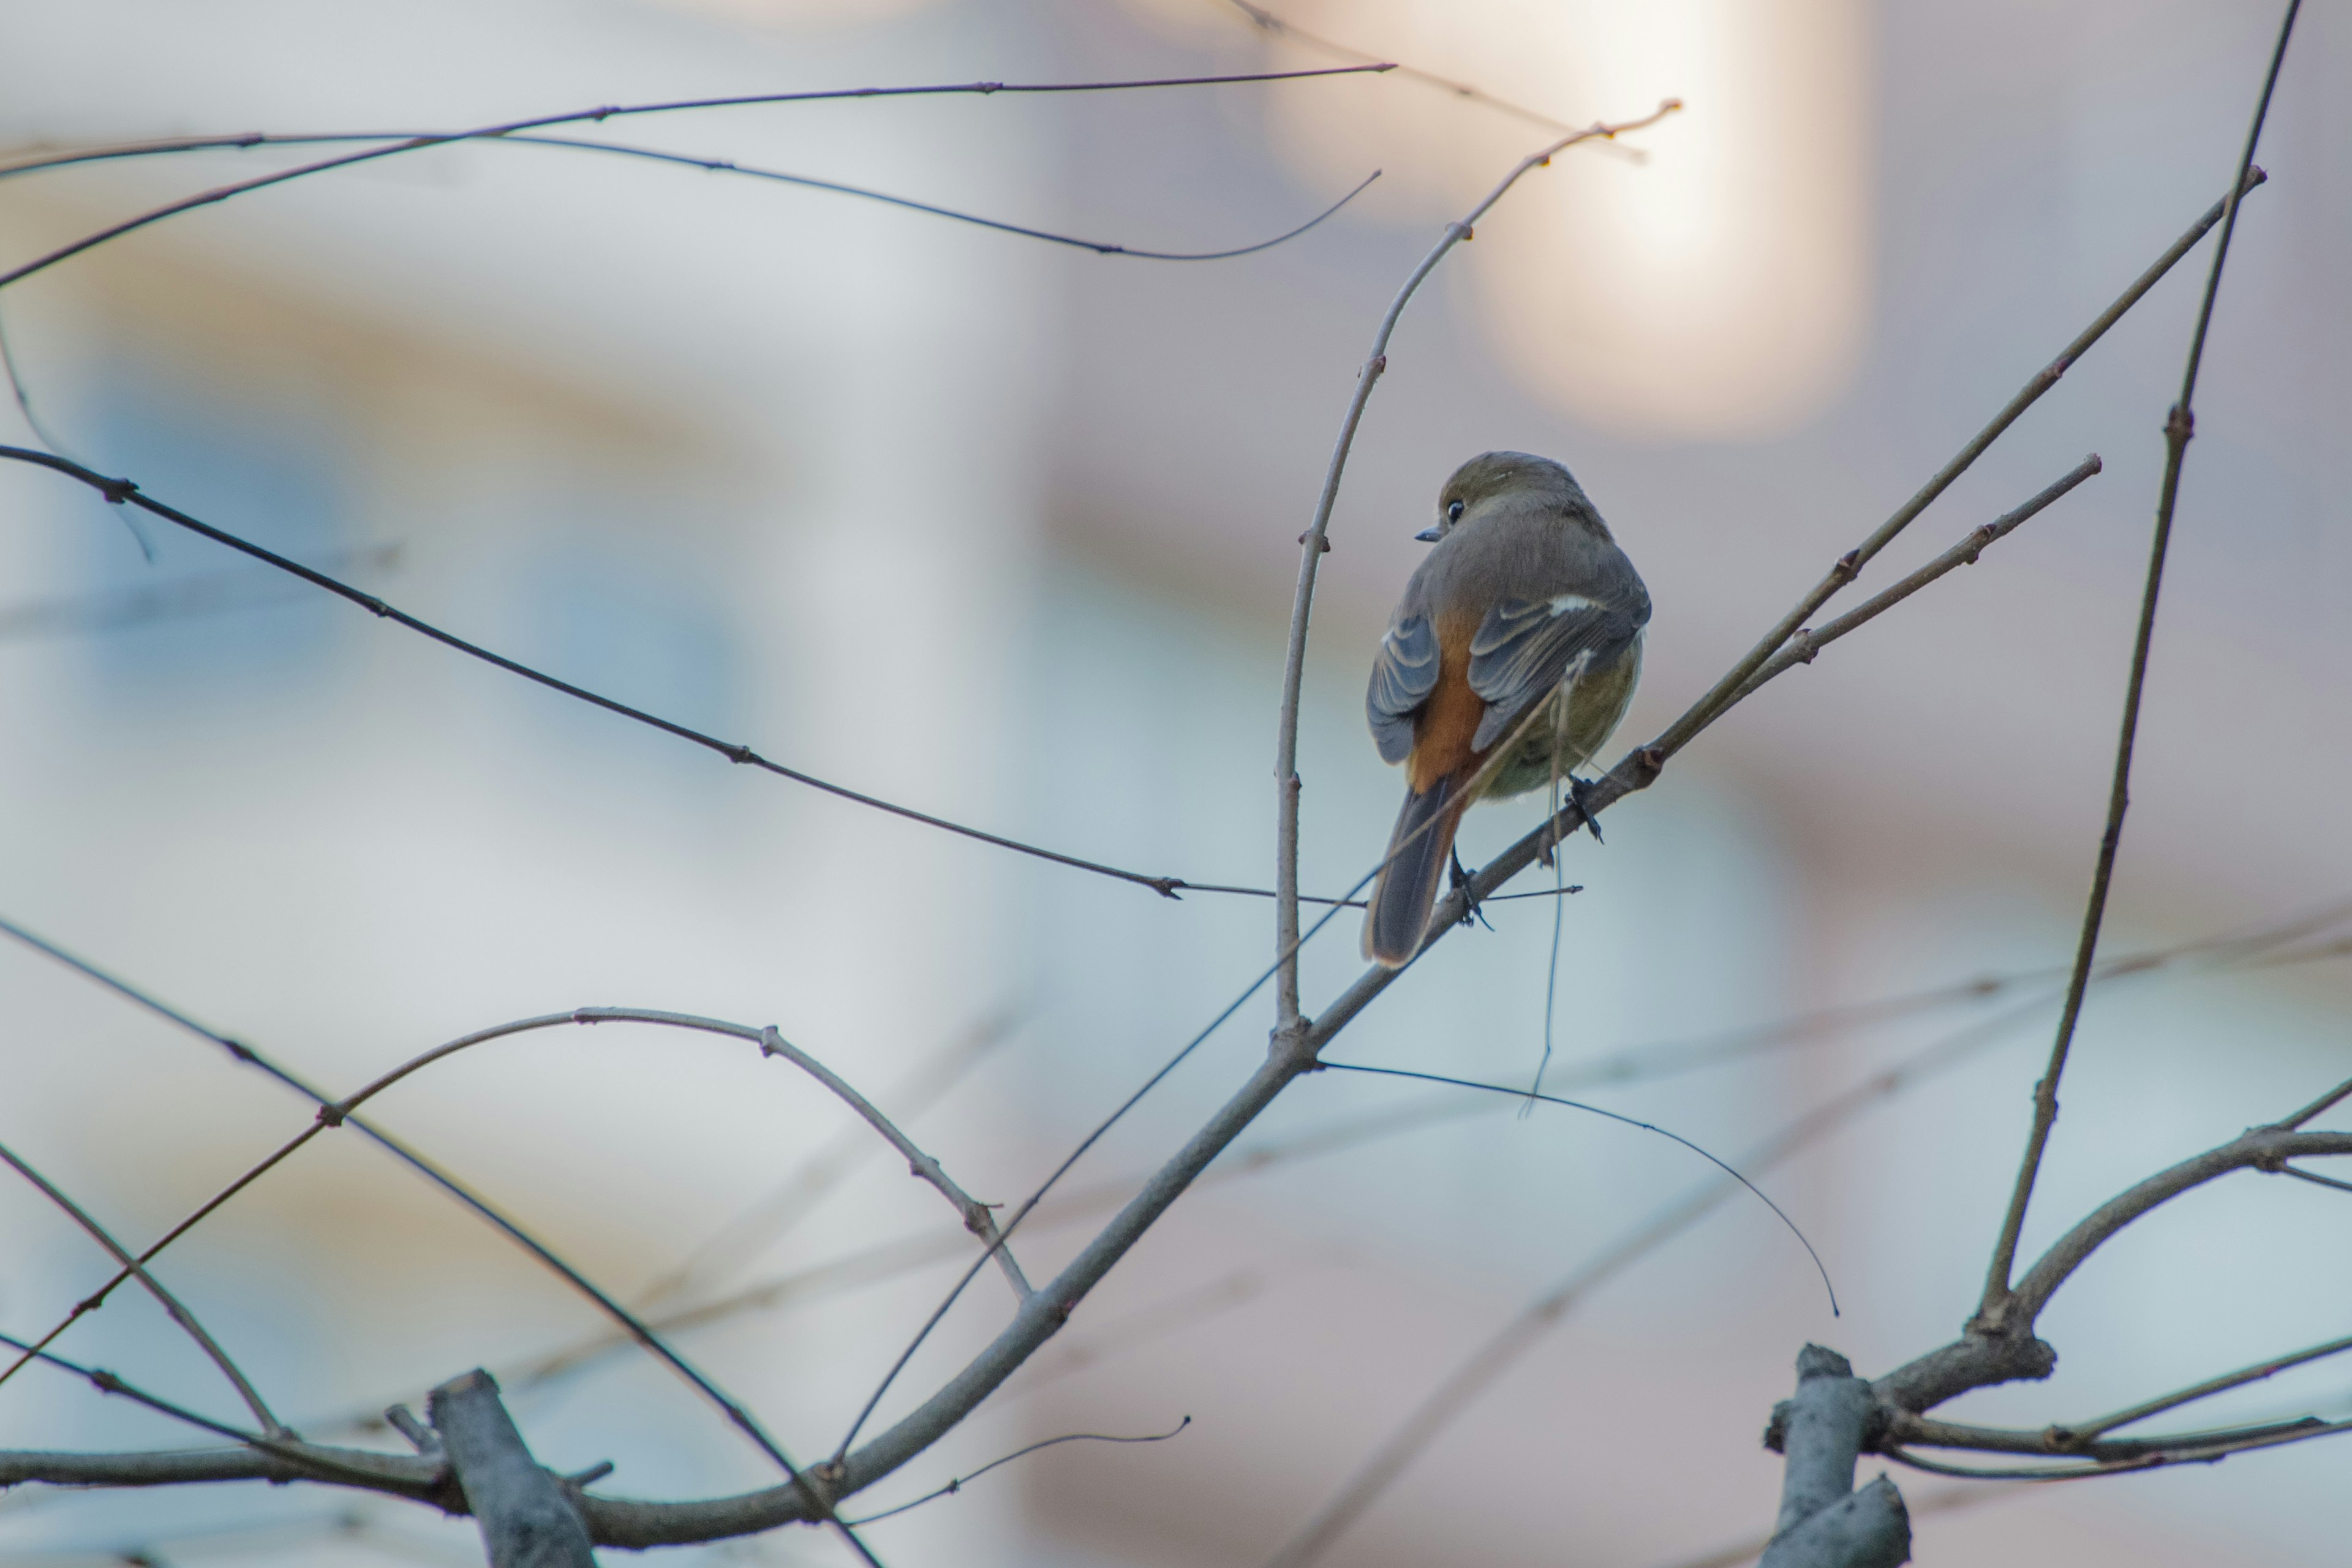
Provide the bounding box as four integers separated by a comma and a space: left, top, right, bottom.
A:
1362, 451, 1650, 967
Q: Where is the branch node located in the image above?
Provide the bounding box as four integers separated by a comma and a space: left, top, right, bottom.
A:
2166, 403, 2195, 443
1148, 876, 1186, 900
314, 1103, 348, 1128
1297, 530, 1331, 552
564, 1459, 614, 1488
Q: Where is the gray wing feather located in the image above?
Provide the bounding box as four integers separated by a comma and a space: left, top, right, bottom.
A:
1366, 613, 1439, 764
1467, 596, 1637, 752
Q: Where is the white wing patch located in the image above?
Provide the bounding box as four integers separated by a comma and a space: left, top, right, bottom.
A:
1548, 592, 1599, 616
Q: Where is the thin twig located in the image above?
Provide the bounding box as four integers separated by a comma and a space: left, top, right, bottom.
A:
1978, 0, 2302, 1320
0, 129, 1379, 263
1733, 456, 2103, 701
0, 65, 1392, 292
0, 445, 1199, 899
0, 1141, 287, 1436
1222, 0, 1639, 158
639, 1005, 1023, 1309
1272, 100, 1681, 1036
2060, 1333, 2352, 1442
1883, 1415, 2352, 1480
0, 1327, 443, 1499
1654, 167, 2266, 767
1319, 1062, 1834, 1310
839, 1417, 1189, 1526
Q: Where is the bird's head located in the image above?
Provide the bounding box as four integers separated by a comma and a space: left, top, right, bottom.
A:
1417, 450, 1596, 541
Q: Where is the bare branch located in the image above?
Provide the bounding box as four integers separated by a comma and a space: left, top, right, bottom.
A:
1884, 1415, 2352, 1480
839, 1417, 1190, 1528
640, 1004, 1023, 1309
0, 443, 1259, 903
0, 64, 1393, 292
1874, 1126, 2352, 1415
2061, 1333, 2352, 1442
1272, 100, 1681, 1033
0, 129, 1378, 263
1978, 0, 2302, 1318
1733, 456, 2102, 702
1652, 165, 2266, 767
0, 1139, 285, 1436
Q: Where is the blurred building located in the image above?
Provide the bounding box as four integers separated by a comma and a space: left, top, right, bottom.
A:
0, 1, 2347, 1565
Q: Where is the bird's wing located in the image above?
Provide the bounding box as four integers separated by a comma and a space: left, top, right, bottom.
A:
1366, 612, 1440, 764
1466, 593, 1640, 752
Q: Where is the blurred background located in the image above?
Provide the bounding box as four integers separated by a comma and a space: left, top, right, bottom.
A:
1, 0, 2348, 1563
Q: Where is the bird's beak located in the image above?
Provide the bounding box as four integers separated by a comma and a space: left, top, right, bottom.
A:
1413, 526, 1444, 543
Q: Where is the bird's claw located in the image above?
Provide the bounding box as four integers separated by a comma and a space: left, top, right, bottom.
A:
1449, 848, 1495, 931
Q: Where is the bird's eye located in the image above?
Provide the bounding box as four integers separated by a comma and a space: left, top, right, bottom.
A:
1446, 500, 1465, 522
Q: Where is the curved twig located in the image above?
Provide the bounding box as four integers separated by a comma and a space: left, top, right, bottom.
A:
840, 1417, 1190, 1526
0, 128, 1378, 263
0, 64, 1390, 293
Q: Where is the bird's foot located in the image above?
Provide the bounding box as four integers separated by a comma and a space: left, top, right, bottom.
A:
1449, 848, 1495, 931
1569, 775, 1605, 845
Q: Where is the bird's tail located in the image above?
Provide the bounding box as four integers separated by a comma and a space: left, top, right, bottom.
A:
1363, 775, 1461, 968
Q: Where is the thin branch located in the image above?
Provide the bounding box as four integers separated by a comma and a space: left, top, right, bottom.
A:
1874, 1123, 2352, 1417
2007, 1128, 2352, 1326
1223, 0, 1640, 157
2278, 1071, 2352, 1130
0, 1327, 444, 1501
0, 445, 1202, 900
2059, 1333, 2352, 1442
1978, 0, 2301, 1319
0, 1140, 287, 1436
639, 1005, 1024, 1310
2277, 1164, 2352, 1196
1653, 165, 2267, 767
839, 1417, 1189, 1527
1272, 99, 1681, 1035
1883, 1415, 2352, 1480
0, 129, 1379, 263
0, 65, 1392, 292
0, 545, 403, 642
1318, 1062, 1835, 1311
1732, 456, 2102, 701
